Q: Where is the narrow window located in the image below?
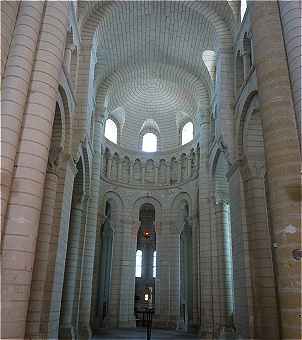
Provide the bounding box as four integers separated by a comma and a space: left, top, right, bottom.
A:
241, 0, 247, 21
105, 119, 118, 144
181, 122, 193, 145
142, 133, 157, 152
136, 250, 143, 278
153, 251, 157, 278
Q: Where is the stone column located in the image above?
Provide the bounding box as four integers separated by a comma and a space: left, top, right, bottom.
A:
155, 165, 159, 185
250, 3, 301, 338
118, 161, 123, 182
59, 195, 84, 339
72, 39, 94, 151
1, 0, 21, 74
154, 222, 161, 318
191, 213, 200, 329
169, 228, 180, 328
73, 196, 89, 335
64, 42, 76, 74
1, 3, 69, 338
26, 146, 62, 338
118, 213, 136, 328
278, 0, 301, 143
215, 49, 235, 159
197, 112, 214, 337
39, 157, 77, 339
1, 1, 44, 226
157, 215, 168, 324
78, 114, 104, 338
227, 165, 253, 338
157, 211, 181, 329
129, 161, 134, 183
107, 210, 122, 327
242, 51, 251, 81
214, 200, 233, 328
142, 165, 145, 184
107, 157, 112, 178
241, 159, 279, 338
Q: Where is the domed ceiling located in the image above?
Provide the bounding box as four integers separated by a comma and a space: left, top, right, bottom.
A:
79, 1, 236, 150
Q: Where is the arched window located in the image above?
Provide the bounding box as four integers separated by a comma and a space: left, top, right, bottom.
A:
104, 119, 118, 144
181, 122, 194, 145
142, 133, 157, 152
241, 0, 247, 21
135, 250, 143, 278
153, 251, 157, 278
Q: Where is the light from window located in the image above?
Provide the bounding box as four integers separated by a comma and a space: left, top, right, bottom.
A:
153, 251, 156, 278
142, 133, 157, 152
105, 119, 117, 144
136, 250, 142, 278
241, 0, 247, 21
181, 122, 193, 145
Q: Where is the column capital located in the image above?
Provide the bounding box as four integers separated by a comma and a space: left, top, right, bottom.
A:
47, 145, 64, 174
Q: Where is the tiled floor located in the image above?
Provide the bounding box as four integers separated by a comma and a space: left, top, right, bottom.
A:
93, 328, 200, 340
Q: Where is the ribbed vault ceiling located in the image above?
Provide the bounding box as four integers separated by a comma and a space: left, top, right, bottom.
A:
79, 1, 235, 150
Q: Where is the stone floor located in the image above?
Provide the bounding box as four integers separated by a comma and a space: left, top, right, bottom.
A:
93, 328, 200, 340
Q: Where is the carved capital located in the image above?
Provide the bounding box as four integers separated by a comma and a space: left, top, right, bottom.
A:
47, 145, 63, 174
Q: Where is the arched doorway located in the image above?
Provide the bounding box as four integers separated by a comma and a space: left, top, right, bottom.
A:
134, 203, 156, 325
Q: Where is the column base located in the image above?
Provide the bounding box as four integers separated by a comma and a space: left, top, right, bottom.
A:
79, 324, 92, 340
59, 325, 76, 340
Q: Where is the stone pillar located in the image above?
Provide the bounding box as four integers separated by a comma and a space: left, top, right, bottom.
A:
78, 115, 104, 338
72, 39, 94, 151
157, 216, 168, 324
241, 160, 279, 338
107, 210, 122, 327
215, 49, 235, 159
118, 213, 136, 328
1, 1, 44, 226
1, 0, 21, 74
227, 165, 253, 338
214, 200, 233, 327
73, 196, 89, 336
278, 0, 301, 143
242, 51, 251, 81
154, 222, 161, 318
39, 157, 77, 339
129, 161, 133, 183
191, 213, 200, 329
141, 165, 145, 184
59, 195, 84, 339
107, 157, 112, 178
197, 112, 214, 336
169, 228, 180, 328
26, 147, 62, 338
1, 3, 69, 338
250, 2, 301, 338
209, 195, 220, 334
64, 42, 76, 74
118, 161, 123, 182
157, 212, 179, 328
155, 165, 159, 185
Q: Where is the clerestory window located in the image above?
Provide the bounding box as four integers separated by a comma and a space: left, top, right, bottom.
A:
135, 250, 143, 278
104, 118, 118, 144
142, 133, 157, 152
153, 251, 157, 278
241, 0, 247, 21
181, 121, 194, 145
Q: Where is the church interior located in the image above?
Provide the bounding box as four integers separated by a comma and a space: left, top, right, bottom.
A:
1, 1, 301, 339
